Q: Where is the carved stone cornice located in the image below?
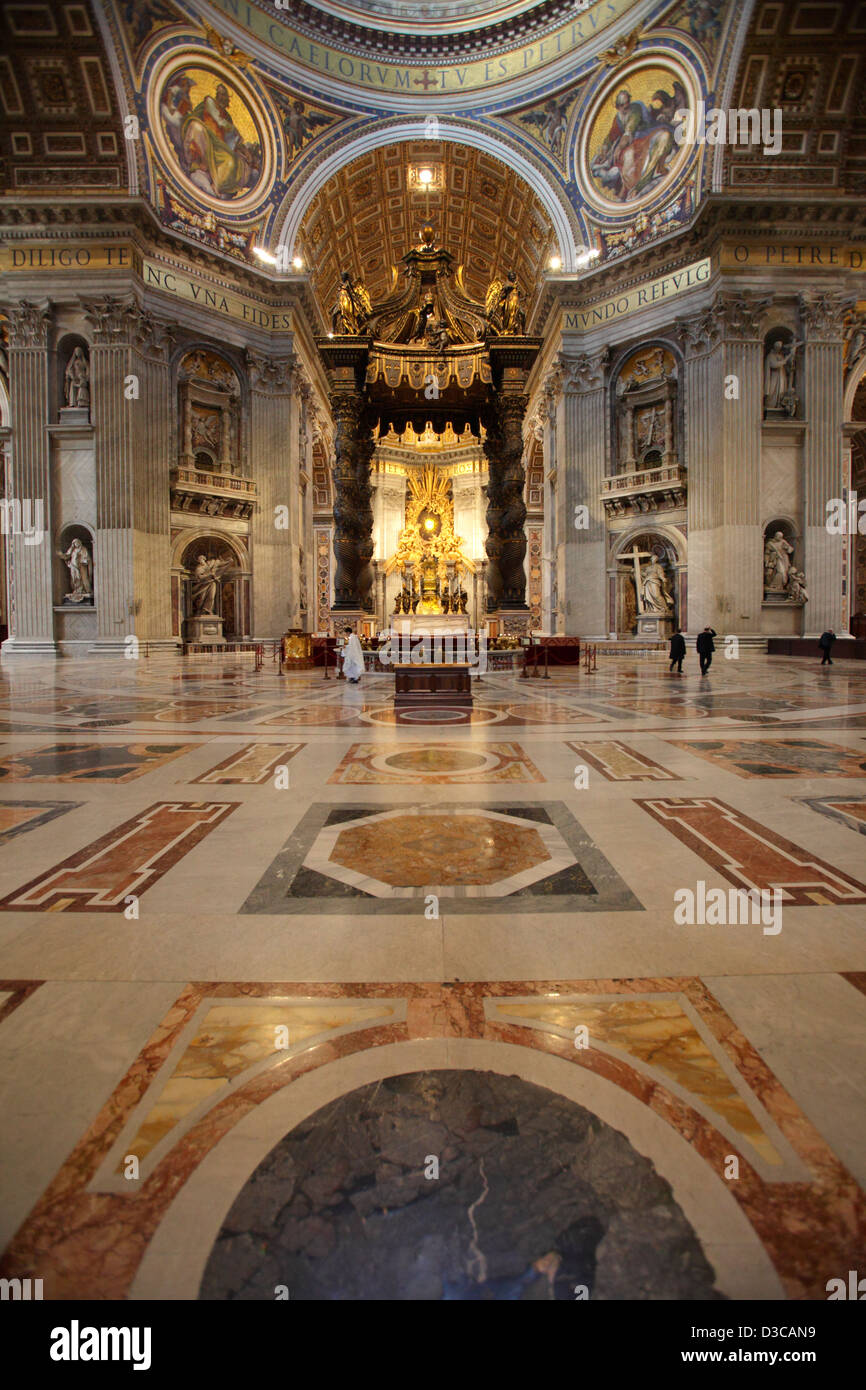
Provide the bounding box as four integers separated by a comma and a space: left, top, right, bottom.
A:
563, 347, 609, 393
244, 350, 295, 393
799, 291, 852, 343
7, 299, 51, 350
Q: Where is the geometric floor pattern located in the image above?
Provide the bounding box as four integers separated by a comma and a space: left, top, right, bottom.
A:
0, 651, 864, 1302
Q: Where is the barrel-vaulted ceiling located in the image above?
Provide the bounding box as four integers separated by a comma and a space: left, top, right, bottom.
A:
298, 141, 555, 316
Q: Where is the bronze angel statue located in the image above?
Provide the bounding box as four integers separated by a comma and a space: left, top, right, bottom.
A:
484, 270, 526, 336
330, 271, 373, 335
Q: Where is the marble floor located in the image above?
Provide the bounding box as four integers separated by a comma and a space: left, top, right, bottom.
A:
0, 651, 864, 1300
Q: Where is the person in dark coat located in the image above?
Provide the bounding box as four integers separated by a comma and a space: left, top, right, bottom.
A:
696, 626, 716, 675
669, 629, 686, 674
819, 629, 836, 665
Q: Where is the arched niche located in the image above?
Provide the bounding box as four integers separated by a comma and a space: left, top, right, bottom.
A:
172, 531, 250, 640
762, 516, 804, 605
762, 327, 800, 420
56, 333, 91, 420
610, 525, 686, 638
611, 342, 681, 476
55, 522, 94, 608
176, 348, 242, 477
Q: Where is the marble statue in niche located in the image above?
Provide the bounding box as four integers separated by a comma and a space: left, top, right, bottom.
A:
58, 537, 93, 604
640, 555, 674, 613
763, 337, 801, 417
191, 554, 234, 614
763, 526, 808, 604
764, 530, 794, 592
64, 346, 90, 410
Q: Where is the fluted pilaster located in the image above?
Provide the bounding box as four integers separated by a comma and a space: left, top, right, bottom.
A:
560, 348, 608, 636
5, 301, 54, 652
246, 351, 296, 636
800, 292, 847, 633
717, 293, 771, 635
676, 307, 725, 632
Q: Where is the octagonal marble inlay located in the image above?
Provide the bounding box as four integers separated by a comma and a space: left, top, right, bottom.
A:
305, 806, 576, 898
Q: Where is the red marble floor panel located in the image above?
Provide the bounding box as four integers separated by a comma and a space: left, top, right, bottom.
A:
0, 979, 43, 1025
0, 802, 238, 912
0, 978, 861, 1301
638, 796, 866, 905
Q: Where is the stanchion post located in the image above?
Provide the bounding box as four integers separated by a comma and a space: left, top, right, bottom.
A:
543, 645, 550, 679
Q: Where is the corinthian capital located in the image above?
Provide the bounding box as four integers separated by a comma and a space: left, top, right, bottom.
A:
715, 292, 773, 340
132, 307, 176, 361
564, 346, 609, 392
799, 291, 852, 342
81, 294, 141, 345
245, 350, 295, 392
7, 299, 51, 349
676, 306, 722, 356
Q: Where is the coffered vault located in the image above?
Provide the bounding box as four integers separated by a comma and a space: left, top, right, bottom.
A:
298, 141, 556, 323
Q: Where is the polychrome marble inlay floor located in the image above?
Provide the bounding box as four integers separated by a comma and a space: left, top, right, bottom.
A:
0, 652, 864, 1302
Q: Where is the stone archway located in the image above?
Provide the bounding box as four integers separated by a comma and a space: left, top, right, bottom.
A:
274, 122, 580, 272
611, 527, 686, 638
173, 532, 251, 641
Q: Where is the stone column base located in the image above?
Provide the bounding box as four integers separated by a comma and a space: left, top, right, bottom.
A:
1, 638, 59, 659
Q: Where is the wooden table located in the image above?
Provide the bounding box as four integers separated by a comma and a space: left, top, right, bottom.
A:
394, 663, 473, 706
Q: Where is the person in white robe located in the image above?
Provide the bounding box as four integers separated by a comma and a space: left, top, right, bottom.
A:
341, 627, 365, 683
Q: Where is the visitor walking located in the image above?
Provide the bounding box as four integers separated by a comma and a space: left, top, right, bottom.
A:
669, 629, 686, 674
819, 629, 836, 666
696, 626, 717, 675
341, 626, 365, 683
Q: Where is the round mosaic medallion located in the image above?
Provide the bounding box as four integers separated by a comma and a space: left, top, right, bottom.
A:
149, 53, 275, 216
577, 54, 698, 217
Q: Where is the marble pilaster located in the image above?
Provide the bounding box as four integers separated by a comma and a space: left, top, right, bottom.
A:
559, 348, 608, 637
676, 305, 725, 634
246, 352, 296, 637
800, 292, 848, 634
719, 293, 772, 636
3, 301, 55, 656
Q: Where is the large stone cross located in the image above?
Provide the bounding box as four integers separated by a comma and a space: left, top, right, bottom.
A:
617, 543, 654, 615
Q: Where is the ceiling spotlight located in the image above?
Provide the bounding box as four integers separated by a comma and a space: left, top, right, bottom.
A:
252, 245, 277, 266
418, 167, 434, 185
549, 254, 562, 271
292, 255, 304, 270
